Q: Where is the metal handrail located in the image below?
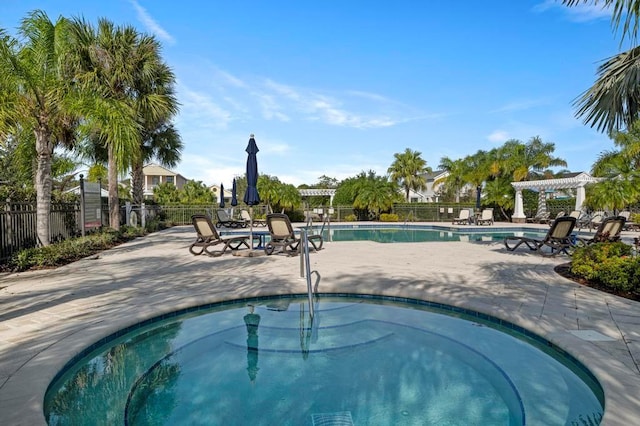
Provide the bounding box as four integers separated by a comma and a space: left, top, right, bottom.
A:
403, 210, 415, 226
300, 229, 314, 318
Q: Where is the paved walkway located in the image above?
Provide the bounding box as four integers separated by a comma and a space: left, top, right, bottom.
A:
0, 224, 639, 425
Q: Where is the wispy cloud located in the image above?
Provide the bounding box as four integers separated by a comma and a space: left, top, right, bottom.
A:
262, 79, 407, 128
177, 82, 234, 129
130, 0, 176, 44
533, 0, 611, 22
487, 130, 510, 143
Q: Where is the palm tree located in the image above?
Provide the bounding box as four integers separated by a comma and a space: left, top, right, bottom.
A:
69, 18, 170, 229
498, 137, 567, 182
563, 1, 640, 132
257, 174, 280, 213
0, 11, 77, 245
387, 148, 431, 201
277, 183, 302, 213
129, 56, 181, 205
461, 150, 492, 209
131, 123, 182, 205
590, 121, 640, 207
436, 157, 467, 203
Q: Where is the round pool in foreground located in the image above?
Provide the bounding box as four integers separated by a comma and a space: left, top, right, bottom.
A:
44, 295, 604, 425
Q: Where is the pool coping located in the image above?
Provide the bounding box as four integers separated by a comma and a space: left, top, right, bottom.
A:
0, 223, 639, 425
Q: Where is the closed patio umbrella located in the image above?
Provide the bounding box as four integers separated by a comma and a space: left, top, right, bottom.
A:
231, 178, 238, 217
244, 134, 261, 249
231, 179, 238, 206
219, 183, 225, 208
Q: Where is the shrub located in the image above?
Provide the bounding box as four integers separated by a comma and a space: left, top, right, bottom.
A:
344, 214, 357, 222
571, 242, 639, 293
379, 213, 399, 222
7, 226, 150, 272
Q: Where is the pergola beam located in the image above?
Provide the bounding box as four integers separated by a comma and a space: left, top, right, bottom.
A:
510, 173, 603, 223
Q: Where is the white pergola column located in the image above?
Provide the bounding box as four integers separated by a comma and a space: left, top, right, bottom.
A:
512, 189, 525, 223
575, 185, 586, 212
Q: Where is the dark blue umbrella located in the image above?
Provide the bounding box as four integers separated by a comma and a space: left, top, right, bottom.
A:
243, 134, 260, 249
231, 178, 238, 206
243, 135, 260, 206
219, 183, 225, 208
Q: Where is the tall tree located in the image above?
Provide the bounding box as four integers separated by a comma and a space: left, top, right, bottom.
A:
563, 1, 640, 132
461, 150, 492, 209
387, 148, 431, 201
498, 137, 567, 182
70, 18, 170, 229
0, 11, 77, 245
436, 157, 467, 203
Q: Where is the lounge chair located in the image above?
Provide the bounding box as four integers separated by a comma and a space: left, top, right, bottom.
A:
526, 211, 551, 224
452, 209, 471, 225
577, 210, 606, 231
504, 216, 577, 257
576, 216, 626, 246
264, 213, 323, 255
240, 209, 266, 227
476, 208, 494, 226
215, 209, 247, 228
618, 210, 639, 231
189, 214, 250, 256
547, 211, 566, 226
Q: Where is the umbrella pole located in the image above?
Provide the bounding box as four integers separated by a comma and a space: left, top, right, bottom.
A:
250, 206, 254, 249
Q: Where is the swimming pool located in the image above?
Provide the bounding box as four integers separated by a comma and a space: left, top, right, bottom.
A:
311, 224, 547, 243
44, 295, 603, 425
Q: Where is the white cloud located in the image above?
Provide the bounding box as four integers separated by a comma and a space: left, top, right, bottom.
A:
130, 0, 176, 44
487, 130, 510, 143
177, 83, 234, 128
533, 0, 611, 22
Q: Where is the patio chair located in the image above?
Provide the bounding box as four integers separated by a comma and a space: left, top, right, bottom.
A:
264, 213, 323, 255
476, 208, 494, 226
618, 210, 638, 231
240, 209, 266, 227
526, 211, 551, 224
504, 216, 577, 257
189, 214, 250, 256
215, 209, 247, 228
547, 211, 566, 226
577, 210, 606, 231
452, 209, 471, 225
576, 216, 626, 246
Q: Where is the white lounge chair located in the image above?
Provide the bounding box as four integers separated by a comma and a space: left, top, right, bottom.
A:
476, 208, 494, 226
452, 209, 471, 225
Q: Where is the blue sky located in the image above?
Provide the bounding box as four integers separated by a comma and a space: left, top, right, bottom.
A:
1, 0, 623, 188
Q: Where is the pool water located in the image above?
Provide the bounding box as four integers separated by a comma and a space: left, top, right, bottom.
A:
44, 295, 603, 425
318, 227, 546, 243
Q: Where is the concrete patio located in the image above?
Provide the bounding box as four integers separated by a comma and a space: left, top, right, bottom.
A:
0, 223, 639, 425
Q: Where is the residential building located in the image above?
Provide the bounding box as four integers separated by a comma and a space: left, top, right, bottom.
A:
142, 163, 188, 198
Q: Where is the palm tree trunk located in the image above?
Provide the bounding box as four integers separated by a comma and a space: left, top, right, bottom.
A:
34, 126, 53, 246
108, 144, 120, 230
131, 161, 144, 205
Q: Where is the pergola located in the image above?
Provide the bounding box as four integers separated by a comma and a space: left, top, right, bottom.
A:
510, 173, 603, 223
298, 188, 336, 206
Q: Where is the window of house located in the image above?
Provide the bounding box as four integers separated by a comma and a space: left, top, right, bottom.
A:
152, 176, 160, 186
166, 176, 174, 185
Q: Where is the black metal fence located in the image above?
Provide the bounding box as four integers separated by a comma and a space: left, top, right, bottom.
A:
0, 199, 584, 263
1, 201, 81, 262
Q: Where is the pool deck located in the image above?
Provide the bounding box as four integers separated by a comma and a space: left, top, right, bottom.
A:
1, 222, 639, 425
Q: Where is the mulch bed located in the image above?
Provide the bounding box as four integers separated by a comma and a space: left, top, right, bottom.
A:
555, 263, 640, 302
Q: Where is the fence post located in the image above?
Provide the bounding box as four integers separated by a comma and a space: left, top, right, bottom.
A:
141, 202, 146, 229
5, 198, 12, 245
79, 174, 86, 237
125, 201, 131, 226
